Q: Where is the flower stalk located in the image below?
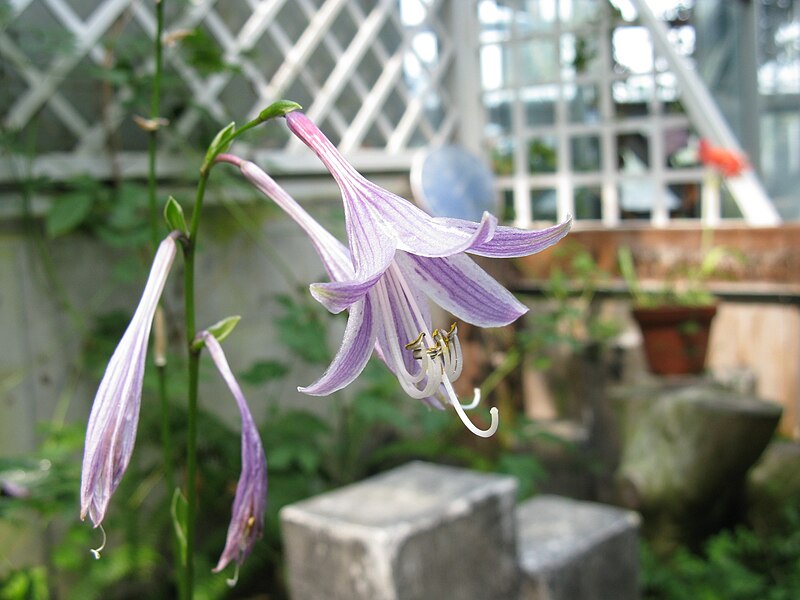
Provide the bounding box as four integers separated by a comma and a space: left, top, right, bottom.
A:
179, 101, 300, 597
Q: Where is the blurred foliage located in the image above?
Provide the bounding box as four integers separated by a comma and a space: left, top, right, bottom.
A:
642, 506, 800, 600
0, 284, 554, 599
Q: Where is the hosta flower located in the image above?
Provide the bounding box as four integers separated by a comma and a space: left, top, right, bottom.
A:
80, 232, 180, 530
219, 148, 570, 437
198, 331, 267, 580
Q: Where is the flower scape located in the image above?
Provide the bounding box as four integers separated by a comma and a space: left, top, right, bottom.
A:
79, 104, 570, 580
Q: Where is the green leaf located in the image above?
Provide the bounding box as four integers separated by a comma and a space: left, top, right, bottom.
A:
45, 192, 94, 237
205, 121, 236, 165
163, 196, 187, 234
206, 315, 241, 344
239, 360, 289, 385
258, 100, 302, 122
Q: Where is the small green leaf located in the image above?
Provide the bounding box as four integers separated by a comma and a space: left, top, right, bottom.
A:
258, 100, 302, 122
163, 196, 187, 234
205, 121, 236, 164
45, 192, 94, 237
206, 315, 241, 344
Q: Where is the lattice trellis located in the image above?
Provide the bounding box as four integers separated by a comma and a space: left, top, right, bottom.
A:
0, 0, 468, 182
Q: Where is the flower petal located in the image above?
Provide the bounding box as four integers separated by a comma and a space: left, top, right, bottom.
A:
201, 332, 267, 573
354, 182, 499, 257
308, 234, 395, 314
285, 111, 499, 258
439, 216, 573, 259
80, 233, 179, 526
239, 160, 354, 281
396, 251, 528, 327
299, 296, 378, 395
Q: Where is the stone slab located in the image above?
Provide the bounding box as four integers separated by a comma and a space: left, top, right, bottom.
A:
517, 495, 641, 600
280, 461, 519, 600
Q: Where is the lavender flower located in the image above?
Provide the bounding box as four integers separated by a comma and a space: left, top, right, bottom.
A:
198, 331, 267, 580
219, 145, 570, 437
80, 232, 180, 530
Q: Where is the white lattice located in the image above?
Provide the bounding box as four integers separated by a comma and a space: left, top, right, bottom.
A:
0, 0, 466, 182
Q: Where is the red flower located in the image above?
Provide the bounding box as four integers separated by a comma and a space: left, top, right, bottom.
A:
698, 138, 749, 177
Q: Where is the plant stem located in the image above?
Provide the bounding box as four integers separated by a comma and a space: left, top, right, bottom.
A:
178, 100, 298, 596
148, 0, 165, 248
145, 2, 183, 596
181, 168, 207, 599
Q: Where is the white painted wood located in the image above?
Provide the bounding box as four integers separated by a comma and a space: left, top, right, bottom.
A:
630, 0, 781, 226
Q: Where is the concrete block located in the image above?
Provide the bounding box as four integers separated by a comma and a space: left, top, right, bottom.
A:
280, 461, 519, 600
517, 495, 641, 600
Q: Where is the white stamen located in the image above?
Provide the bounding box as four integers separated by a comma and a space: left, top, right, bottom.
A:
90, 524, 107, 559
458, 388, 481, 410
376, 262, 500, 437
444, 380, 499, 437
226, 562, 240, 587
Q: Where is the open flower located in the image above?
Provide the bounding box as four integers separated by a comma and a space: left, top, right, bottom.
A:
198, 330, 267, 580
80, 232, 180, 529
218, 147, 570, 437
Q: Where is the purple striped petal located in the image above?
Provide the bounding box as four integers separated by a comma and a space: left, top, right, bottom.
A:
201, 332, 267, 574
309, 237, 395, 314
300, 296, 377, 395
237, 159, 354, 281
80, 232, 179, 527
440, 216, 573, 258
285, 111, 499, 258
396, 251, 528, 327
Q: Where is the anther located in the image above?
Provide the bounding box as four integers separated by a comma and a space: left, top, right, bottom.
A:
404, 332, 425, 349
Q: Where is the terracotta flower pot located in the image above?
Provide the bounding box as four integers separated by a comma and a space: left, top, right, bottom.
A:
632, 305, 718, 376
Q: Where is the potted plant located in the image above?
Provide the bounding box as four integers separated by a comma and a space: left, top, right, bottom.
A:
618, 245, 727, 376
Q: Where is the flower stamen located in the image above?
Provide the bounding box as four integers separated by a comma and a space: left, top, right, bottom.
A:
90, 524, 107, 560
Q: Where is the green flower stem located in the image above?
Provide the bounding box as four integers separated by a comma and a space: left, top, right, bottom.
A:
148, 0, 165, 248
181, 99, 300, 598
144, 2, 183, 597
182, 176, 203, 600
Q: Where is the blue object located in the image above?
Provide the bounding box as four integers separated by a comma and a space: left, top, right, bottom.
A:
411, 145, 498, 221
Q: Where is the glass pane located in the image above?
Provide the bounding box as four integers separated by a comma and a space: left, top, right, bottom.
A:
574, 186, 603, 220
567, 83, 600, 123
612, 76, 653, 118
531, 188, 557, 220
721, 184, 743, 219
523, 85, 558, 126
484, 90, 514, 136
617, 132, 649, 169
478, 0, 515, 43
560, 33, 601, 80
560, 0, 603, 27
657, 73, 685, 113
666, 24, 696, 59
481, 43, 513, 90
612, 26, 653, 75
618, 181, 654, 219
519, 38, 559, 84
490, 137, 515, 176
664, 127, 697, 169
529, 136, 558, 173
571, 135, 601, 172
517, 0, 558, 35
502, 189, 516, 221
667, 183, 701, 218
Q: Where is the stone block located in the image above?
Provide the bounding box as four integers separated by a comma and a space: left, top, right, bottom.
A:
517, 495, 641, 600
280, 461, 519, 600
